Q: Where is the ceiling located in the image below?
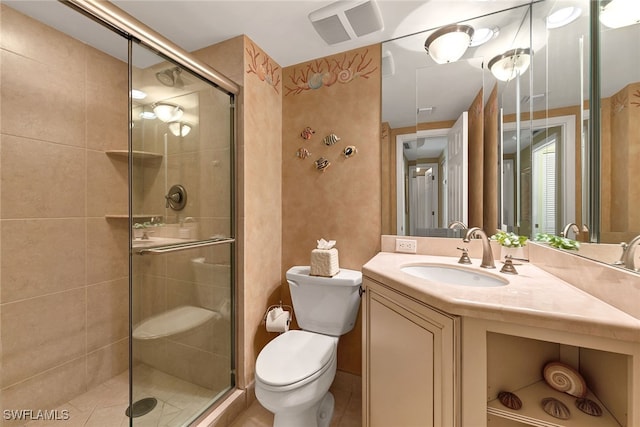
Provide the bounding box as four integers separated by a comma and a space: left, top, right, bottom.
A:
5, 0, 637, 133
5, 0, 535, 67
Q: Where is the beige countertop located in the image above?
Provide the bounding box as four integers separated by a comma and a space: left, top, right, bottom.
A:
363, 252, 640, 343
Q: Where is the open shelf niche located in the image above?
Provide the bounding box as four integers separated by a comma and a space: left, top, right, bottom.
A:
486, 332, 627, 427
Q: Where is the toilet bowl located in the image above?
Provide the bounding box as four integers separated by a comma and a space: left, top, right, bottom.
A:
255, 330, 338, 427
254, 266, 362, 427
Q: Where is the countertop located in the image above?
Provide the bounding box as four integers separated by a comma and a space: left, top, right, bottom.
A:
362, 252, 640, 343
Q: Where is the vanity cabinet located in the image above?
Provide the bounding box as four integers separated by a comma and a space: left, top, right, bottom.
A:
362, 277, 460, 427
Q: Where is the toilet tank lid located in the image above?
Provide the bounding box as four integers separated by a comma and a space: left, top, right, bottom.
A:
286, 266, 362, 286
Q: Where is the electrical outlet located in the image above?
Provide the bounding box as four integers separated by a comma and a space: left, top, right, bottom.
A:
395, 238, 417, 253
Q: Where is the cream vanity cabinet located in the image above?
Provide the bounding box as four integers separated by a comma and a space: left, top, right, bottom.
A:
362, 277, 460, 427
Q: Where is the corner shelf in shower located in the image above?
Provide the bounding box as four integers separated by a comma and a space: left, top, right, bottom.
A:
105, 150, 163, 160
132, 306, 222, 340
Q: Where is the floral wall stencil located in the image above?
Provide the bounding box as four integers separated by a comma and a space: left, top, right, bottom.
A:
632, 89, 640, 107
285, 49, 377, 95
246, 42, 281, 93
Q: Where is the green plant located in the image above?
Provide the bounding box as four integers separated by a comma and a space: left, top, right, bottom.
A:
490, 231, 528, 248
534, 233, 580, 250
133, 222, 146, 229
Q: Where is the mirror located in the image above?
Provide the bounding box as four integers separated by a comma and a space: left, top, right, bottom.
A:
382, 3, 532, 237
597, 2, 640, 256
381, 0, 640, 273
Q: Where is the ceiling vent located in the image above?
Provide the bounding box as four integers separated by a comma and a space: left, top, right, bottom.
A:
309, 0, 384, 45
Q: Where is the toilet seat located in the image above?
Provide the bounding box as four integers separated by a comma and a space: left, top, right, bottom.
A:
256, 330, 337, 391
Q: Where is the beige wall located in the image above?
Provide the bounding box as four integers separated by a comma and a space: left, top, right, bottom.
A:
281, 45, 382, 375
0, 4, 129, 414
195, 35, 283, 387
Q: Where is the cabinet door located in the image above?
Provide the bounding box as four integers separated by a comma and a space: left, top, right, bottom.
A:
363, 279, 459, 427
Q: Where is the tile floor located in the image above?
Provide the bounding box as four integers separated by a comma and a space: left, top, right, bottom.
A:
18, 368, 361, 427
228, 371, 362, 427
23, 365, 221, 427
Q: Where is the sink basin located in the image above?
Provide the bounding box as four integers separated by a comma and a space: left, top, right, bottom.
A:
401, 264, 508, 287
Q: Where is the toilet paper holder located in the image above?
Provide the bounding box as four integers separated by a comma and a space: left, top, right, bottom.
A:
262, 302, 294, 326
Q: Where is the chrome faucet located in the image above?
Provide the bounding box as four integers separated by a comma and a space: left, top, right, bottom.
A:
463, 227, 496, 269
620, 235, 640, 271
448, 221, 468, 229
561, 222, 580, 239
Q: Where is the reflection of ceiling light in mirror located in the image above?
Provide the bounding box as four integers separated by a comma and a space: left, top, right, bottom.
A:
488, 48, 532, 82
424, 24, 474, 64
130, 89, 147, 100
600, 0, 640, 28
168, 121, 192, 137
152, 103, 183, 123
546, 7, 581, 29
139, 111, 156, 120
470, 26, 499, 47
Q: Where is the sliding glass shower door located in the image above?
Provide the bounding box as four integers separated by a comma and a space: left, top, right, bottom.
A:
129, 43, 235, 425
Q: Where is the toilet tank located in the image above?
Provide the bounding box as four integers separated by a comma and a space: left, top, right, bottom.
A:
286, 266, 362, 336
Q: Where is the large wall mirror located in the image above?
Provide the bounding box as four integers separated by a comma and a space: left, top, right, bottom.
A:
381, 0, 640, 273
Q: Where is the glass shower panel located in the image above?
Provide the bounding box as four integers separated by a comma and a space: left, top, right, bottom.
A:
130, 42, 234, 425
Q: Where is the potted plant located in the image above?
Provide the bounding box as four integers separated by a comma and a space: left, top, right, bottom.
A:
534, 233, 580, 250
490, 231, 528, 260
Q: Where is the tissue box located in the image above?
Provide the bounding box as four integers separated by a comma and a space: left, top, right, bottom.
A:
310, 248, 339, 277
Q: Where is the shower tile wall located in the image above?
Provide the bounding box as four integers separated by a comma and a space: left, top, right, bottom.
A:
0, 4, 129, 416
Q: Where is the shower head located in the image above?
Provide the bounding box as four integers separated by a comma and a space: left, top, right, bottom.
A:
155, 67, 184, 88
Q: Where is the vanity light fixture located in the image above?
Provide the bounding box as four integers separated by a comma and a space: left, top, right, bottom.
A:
488, 48, 532, 82
152, 102, 183, 123
168, 121, 192, 137
470, 26, 499, 47
424, 24, 474, 64
599, 0, 640, 29
546, 6, 582, 29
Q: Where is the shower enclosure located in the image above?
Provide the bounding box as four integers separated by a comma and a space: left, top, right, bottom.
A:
1, 1, 237, 425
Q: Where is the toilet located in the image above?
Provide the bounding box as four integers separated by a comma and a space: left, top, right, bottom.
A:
255, 266, 363, 427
